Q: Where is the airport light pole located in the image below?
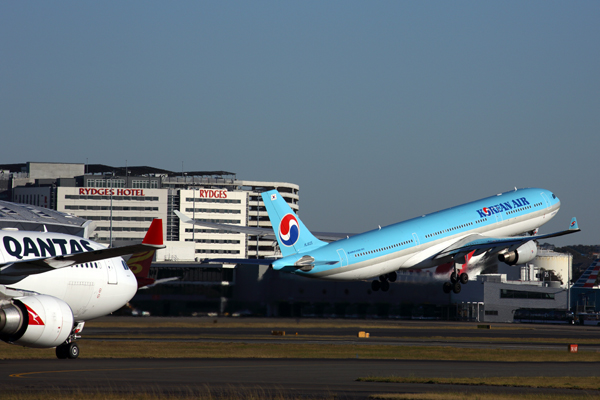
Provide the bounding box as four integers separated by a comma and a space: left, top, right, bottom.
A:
109, 172, 114, 248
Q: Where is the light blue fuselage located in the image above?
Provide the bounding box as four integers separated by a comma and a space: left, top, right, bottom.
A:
272, 188, 561, 281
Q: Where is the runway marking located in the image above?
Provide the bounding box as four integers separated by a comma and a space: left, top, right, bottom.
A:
9, 362, 345, 379
10, 364, 254, 378
11, 367, 165, 378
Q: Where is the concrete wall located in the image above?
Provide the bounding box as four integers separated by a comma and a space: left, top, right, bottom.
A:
27, 162, 84, 180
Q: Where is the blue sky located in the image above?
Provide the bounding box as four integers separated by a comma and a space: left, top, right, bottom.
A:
1, 2, 599, 245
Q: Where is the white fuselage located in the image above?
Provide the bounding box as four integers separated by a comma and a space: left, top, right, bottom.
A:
0, 231, 138, 321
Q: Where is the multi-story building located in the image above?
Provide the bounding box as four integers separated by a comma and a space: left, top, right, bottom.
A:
3, 162, 299, 261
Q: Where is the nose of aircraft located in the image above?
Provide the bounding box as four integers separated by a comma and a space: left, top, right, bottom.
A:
124, 268, 139, 301
551, 194, 561, 213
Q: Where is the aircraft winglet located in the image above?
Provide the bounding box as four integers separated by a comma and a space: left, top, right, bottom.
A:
569, 217, 579, 231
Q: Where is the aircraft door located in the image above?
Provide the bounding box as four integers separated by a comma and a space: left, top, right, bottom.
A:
412, 233, 420, 246
336, 249, 348, 268
541, 193, 551, 209
105, 260, 118, 285
495, 212, 503, 223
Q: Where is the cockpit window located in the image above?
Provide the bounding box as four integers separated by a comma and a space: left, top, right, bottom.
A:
552, 193, 556, 199
121, 260, 130, 270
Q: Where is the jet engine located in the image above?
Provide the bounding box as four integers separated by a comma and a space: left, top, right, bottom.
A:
0, 295, 74, 348
498, 241, 538, 266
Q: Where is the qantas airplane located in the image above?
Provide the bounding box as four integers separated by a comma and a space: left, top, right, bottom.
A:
176, 188, 579, 293
0, 219, 164, 359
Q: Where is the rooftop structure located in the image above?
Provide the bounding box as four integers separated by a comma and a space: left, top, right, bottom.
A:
0, 200, 92, 237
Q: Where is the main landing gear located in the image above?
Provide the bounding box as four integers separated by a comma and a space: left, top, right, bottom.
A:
56, 342, 79, 359
371, 271, 397, 292
56, 321, 84, 359
443, 267, 469, 294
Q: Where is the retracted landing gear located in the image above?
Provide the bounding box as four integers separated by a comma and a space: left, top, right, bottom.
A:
371, 272, 397, 292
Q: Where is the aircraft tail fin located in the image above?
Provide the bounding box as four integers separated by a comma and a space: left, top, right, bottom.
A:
261, 190, 327, 257
573, 259, 600, 288
130, 219, 163, 288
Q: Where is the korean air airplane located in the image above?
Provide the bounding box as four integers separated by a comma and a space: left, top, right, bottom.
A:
175, 188, 579, 294
0, 219, 164, 359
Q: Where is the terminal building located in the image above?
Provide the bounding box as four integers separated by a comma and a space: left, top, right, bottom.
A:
2, 162, 298, 261
0, 162, 581, 321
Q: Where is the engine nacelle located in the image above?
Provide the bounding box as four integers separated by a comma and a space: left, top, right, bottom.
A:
498, 241, 538, 266
0, 295, 74, 348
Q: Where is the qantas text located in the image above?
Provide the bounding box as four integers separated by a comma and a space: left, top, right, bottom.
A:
2, 236, 96, 260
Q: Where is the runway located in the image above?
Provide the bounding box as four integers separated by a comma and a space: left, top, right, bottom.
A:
2, 358, 600, 399
3, 319, 600, 398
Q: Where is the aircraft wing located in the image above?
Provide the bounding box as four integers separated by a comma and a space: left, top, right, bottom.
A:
201, 258, 277, 265
174, 210, 351, 242
0, 285, 38, 300
138, 277, 180, 290
435, 218, 580, 261
0, 242, 166, 277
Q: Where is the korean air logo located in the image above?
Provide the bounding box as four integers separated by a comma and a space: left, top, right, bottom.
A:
279, 214, 300, 247
571, 221, 576, 228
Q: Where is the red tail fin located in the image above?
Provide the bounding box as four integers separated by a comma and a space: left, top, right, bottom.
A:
130, 219, 163, 288
142, 219, 164, 246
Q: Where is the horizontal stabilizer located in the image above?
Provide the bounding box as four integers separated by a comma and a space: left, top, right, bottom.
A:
174, 210, 349, 242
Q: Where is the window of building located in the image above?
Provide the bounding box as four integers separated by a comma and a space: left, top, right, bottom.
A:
500, 289, 555, 300
132, 180, 150, 189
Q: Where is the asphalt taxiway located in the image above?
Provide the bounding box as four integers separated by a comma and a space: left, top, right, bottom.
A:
2, 358, 600, 399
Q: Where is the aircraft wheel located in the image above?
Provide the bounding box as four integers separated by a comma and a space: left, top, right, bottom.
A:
459, 273, 469, 284
442, 282, 452, 294
378, 275, 387, 282
371, 280, 381, 291
67, 342, 79, 359
55, 344, 68, 359
452, 282, 462, 294
387, 272, 397, 283
380, 280, 390, 292
450, 271, 458, 283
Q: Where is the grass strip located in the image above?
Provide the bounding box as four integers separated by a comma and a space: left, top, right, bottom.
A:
2, 341, 600, 361
84, 333, 600, 345
370, 393, 597, 400
86, 319, 525, 330
359, 375, 600, 391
